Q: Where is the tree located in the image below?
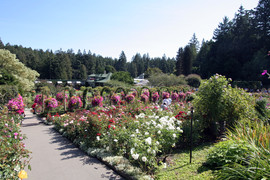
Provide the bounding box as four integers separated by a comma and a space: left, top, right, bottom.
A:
255, 0, 270, 48
115, 51, 127, 71
0, 49, 39, 92
111, 71, 133, 84
175, 47, 184, 76
144, 67, 162, 78
182, 45, 193, 76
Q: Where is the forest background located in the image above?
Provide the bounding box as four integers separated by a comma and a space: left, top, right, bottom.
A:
0, 1, 269, 86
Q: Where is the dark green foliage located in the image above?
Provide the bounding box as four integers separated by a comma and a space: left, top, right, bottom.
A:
0, 85, 18, 105
232, 81, 262, 90
255, 98, 270, 121
185, 74, 201, 88
0, 69, 17, 85
148, 73, 186, 87
144, 67, 162, 78
111, 71, 134, 85
205, 140, 254, 169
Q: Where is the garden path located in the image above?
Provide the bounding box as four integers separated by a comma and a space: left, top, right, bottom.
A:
21, 109, 124, 180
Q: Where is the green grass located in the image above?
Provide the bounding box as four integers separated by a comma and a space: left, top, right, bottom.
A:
155, 143, 215, 180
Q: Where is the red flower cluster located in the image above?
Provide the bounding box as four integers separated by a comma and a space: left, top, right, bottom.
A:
175, 111, 188, 121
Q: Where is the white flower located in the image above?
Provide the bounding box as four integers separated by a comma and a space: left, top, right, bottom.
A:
156, 124, 163, 129
147, 148, 151, 153
106, 146, 110, 151
172, 143, 175, 147
96, 136, 100, 141
131, 134, 135, 137
172, 133, 176, 138
136, 129, 140, 133
152, 150, 156, 155
157, 130, 161, 134
114, 139, 118, 142
142, 156, 147, 162
132, 153, 139, 160
145, 137, 152, 145
145, 132, 149, 135
163, 163, 167, 168
131, 148, 135, 154
156, 141, 160, 145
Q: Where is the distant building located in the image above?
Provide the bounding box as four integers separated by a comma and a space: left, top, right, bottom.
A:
86, 72, 112, 87
134, 73, 149, 86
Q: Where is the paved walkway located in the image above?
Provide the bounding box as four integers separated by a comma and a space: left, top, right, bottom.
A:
21, 109, 124, 180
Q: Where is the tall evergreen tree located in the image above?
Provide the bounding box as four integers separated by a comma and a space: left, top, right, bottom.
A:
116, 51, 127, 71
182, 45, 193, 76
175, 47, 184, 76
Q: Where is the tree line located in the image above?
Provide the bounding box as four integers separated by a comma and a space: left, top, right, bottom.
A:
0, 0, 269, 84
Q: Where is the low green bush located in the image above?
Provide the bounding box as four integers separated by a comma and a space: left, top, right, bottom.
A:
185, 74, 201, 88
205, 140, 254, 169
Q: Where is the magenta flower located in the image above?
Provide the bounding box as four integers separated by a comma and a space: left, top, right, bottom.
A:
262, 70, 267, 75
111, 94, 121, 105
14, 132, 19, 136
152, 92, 160, 102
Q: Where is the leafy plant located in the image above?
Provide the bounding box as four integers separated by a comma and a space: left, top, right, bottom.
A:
205, 140, 254, 169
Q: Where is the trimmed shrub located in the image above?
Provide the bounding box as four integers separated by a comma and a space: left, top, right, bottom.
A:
185, 74, 201, 88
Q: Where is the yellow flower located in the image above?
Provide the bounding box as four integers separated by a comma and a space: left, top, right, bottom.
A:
18, 170, 28, 179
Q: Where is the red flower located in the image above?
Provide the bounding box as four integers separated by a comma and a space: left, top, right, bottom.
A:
97, 133, 101, 136
108, 125, 111, 129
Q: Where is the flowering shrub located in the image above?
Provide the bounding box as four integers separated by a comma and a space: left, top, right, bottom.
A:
34, 94, 47, 106
44, 97, 58, 110
178, 92, 186, 101
56, 92, 68, 102
125, 94, 135, 104
7, 94, 24, 114
68, 96, 82, 110
152, 92, 159, 103
92, 95, 103, 107
171, 92, 179, 101
110, 94, 121, 105
162, 92, 170, 99
0, 110, 30, 179
140, 94, 149, 103
142, 89, 150, 97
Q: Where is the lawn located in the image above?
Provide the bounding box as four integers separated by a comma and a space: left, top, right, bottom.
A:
155, 143, 215, 180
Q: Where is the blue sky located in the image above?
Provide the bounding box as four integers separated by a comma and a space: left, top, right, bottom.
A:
0, 0, 258, 61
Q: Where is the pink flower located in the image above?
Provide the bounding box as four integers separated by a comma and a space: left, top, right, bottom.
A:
14, 132, 19, 136
262, 70, 267, 75
19, 137, 23, 140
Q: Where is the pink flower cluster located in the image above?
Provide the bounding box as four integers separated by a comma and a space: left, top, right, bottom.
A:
68, 96, 83, 110
111, 94, 121, 105
34, 94, 47, 105
171, 92, 179, 101
125, 94, 135, 103
152, 92, 160, 102
7, 94, 24, 113
56, 92, 68, 102
44, 97, 58, 110
140, 94, 149, 103
142, 89, 150, 97
92, 95, 103, 107
162, 92, 170, 99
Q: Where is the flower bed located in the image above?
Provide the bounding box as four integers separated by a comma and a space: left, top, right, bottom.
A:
52, 100, 188, 178
0, 108, 30, 179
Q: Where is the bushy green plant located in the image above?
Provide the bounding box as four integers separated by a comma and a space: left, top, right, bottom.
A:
0, 85, 18, 105
111, 71, 134, 85
185, 74, 201, 88
148, 73, 186, 87
205, 140, 254, 169
193, 74, 256, 138
214, 119, 270, 179
255, 98, 270, 121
